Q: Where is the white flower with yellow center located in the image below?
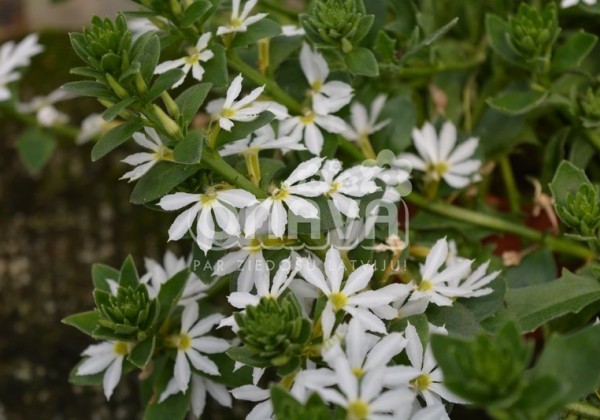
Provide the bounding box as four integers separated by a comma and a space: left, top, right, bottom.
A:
397, 122, 481, 189
76, 113, 116, 145
154, 33, 214, 88
342, 95, 390, 143
280, 109, 348, 156
170, 303, 229, 393
159, 373, 232, 417
76, 340, 130, 400
216, 0, 268, 36
120, 128, 173, 182
158, 188, 258, 253
321, 160, 380, 218
243, 157, 329, 238
297, 248, 402, 337
206, 74, 268, 131
213, 236, 270, 293
0, 34, 43, 102
17, 89, 74, 127
219, 124, 305, 157
395, 323, 463, 407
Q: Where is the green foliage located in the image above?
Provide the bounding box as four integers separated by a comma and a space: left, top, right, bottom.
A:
16, 128, 56, 175
271, 387, 345, 420
231, 294, 311, 374
508, 3, 559, 59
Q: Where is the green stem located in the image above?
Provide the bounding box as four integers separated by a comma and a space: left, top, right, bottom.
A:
404, 192, 594, 260
564, 402, 600, 419
357, 134, 377, 160
498, 154, 521, 214
0, 105, 79, 140
227, 51, 303, 115
201, 148, 266, 198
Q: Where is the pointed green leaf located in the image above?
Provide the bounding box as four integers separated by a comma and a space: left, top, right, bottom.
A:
230, 18, 281, 48
62, 81, 114, 99
92, 263, 119, 292
16, 128, 56, 175
62, 311, 100, 336
174, 131, 204, 164
549, 160, 592, 207
128, 336, 156, 369
147, 69, 185, 101
175, 83, 212, 126
216, 112, 275, 146
485, 14, 525, 67
119, 255, 140, 288
155, 269, 189, 327
344, 47, 379, 77
130, 161, 202, 204
487, 90, 548, 116
552, 31, 598, 75
91, 120, 143, 161
102, 97, 136, 122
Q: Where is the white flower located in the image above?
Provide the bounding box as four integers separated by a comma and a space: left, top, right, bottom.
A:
76, 341, 129, 400
219, 124, 305, 157
299, 43, 353, 115
343, 95, 390, 142
154, 33, 214, 88
281, 25, 305, 37
323, 318, 407, 379
171, 304, 229, 393
311, 358, 416, 420
408, 238, 474, 307
216, 0, 268, 36
159, 373, 232, 417
321, 160, 380, 218
140, 250, 209, 305
213, 236, 270, 293
280, 110, 347, 156
397, 121, 481, 189
0, 34, 43, 102
120, 128, 172, 182
158, 188, 257, 252
395, 323, 463, 407
445, 260, 500, 298
206, 74, 268, 131
18, 89, 73, 127
127, 17, 163, 39
76, 113, 113, 144
243, 157, 329, 238
297, 247, 402, 337
231, 385, 273, 420
561, 0, 596, 7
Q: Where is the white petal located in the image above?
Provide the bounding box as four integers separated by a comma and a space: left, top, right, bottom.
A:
102, 357, 123, 400
218, 189, 258, 207
286, 157, 323, 185
421, 238, 448, 280
447, 137, 479, 164
174, 350, 191, 392
159, 193, 200, 211
187, 349, 220, 375
438, 121, 457, 161
342, 264, 374, 296
167, 203, 202, 241
271, 199, 288, 238
324, 248, 344, 293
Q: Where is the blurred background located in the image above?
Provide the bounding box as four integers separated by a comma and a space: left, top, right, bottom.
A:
0, 1, 176, 418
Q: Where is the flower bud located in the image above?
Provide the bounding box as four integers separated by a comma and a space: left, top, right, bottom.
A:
555, 183, 600, 238
508, 3, 559, 58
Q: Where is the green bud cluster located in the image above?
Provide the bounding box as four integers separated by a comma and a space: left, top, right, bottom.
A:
95, 283, 158, 341
556, 184, 600, 238
71, 14, 132, 76
581, 87, 600, 124
235, 295, 311, 369
508, 3, 559, 58
301, 0, 374, 53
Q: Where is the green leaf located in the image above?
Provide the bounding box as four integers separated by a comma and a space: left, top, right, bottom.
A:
506, 248, 557, 288
216, 112, 275, 146
344, 47, 379, 77
92, 263, 119, 292
202, 44, 227, 87
128, 336, 156, 369
134, 33, 161, 83
426, 303, 482, 337
460, 276, 506, 322
485, 14, 525, 67
118, 255, 140, 288
226, 346, 272, 368
130, 161, 201, 204
62, 311, 100, 336
147, 69, 185, 101
258, 158, 286, 190
174, 131, 204, 164
230, 18, 281, 48
102, 97, 136, 122
62, 81, 115, 99
549, 160, 592, 208
155, 269, 189, 327
16, 129, 56, 175
91, 120, 143, 161
532, 324, 600, 409
505, 270, 600, 332
487, 90, 548, 116
180, 0, 212, 27
373, 30, 397, 62
145, 388, 190, 420
174, 83, 212, 127
551, 31, 598, 75
403, 17, 459, 61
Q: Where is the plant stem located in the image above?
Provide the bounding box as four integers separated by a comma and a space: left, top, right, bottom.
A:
201, 148, 266, 198
0, 105, 79, 140
564, 402, 600, 419
227, 51, 303, 115
404, 192, 594, 259
498, 154, 521, 214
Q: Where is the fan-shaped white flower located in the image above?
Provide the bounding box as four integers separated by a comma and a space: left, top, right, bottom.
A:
159, 373, 232, 417
216, 0, 268, 36
154, 33, 214, 88
158, 188, 257, 253
0, 34, 43, 101
321, 160, 380, 218
76, 341, 129, 400
219, 124, 305, 157
243, 157, 329, 238
18, 89, 74, 127
297, 248, 403, 337
397, 122, 481, 189
170, 304, 229, 393
343, 95, 390, 142
206, 74, 268, 131
280, 110, 347, 156
76, 113, 115, 144
120, 127, 173, 182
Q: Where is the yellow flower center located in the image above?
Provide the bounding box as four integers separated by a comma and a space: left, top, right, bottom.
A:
222, 108, 236, 118
347, 400, 369, 420
272, 186, 289, 201
113, 341, 129, 356
327, 181, 342, 197
154, 147, 174, 161
416, 279, 433, 292
300, 112, 315, 125
329, 292, 348, 312
231, 18, 243, 28
410, 374, 431, 391
352, 367, 364, 378
427, 161, 450, 178
177, 333, 192, 350
311, 80, 323, 92
185, 53, 200, 65
200, 192, 217, 206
